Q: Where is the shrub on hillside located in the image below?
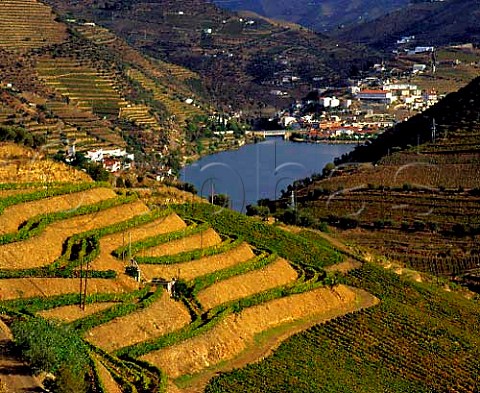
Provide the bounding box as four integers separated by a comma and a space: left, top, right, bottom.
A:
11, 318, 90, 392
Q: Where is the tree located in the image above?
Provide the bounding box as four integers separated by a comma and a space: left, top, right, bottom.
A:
116, 177, 125, 188
53, 366, 88, 393
452, 223, 467, 237
212, 194, 230, 208
279, 208, 297, 225
246, 204, 269, 220
322, 162, 335, 177
85, 163, 110, 182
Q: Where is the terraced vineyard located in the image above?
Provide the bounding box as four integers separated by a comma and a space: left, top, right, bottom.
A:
0, 152, 381, 392
67, 22, 212, 138
127, 68, 206, 127
0, 0, 67, 51
36, 57, 128, 119
74, 23, 118, 46
45, 100, 126, 150
286, 76, 480, 285
1, 147, 480, 392
0, 143, 91, 183
0, 0, 220, 167
0, 90, 109, 154
119, 104, 159, 128
206, 263, 480, 393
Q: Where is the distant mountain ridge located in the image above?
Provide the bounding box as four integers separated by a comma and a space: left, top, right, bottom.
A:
335, 0, 480, 48
210, 0, 410, 31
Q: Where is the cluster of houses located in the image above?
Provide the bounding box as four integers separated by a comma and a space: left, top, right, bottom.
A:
282, 112, 395, 142
353, 82, 439, 110
83, 147, 135, 173
274, 61, 444, 142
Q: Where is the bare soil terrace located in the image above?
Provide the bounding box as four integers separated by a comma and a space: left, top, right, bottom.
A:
0, 144, 91, 183
144, 228, 222, 257
0, 200, 149, 269
86, 292, 191, 352
0, 277, 136, 301
0, 187, 116, 234
38, 302, 119, 323
139, 242, 256, 281
90, 213, 187, 272
196, 258, 298, 310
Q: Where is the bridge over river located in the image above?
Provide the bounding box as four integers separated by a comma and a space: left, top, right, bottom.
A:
246, 130, 297, 139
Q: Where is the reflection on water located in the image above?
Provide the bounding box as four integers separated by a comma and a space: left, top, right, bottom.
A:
180, 139, 355, 212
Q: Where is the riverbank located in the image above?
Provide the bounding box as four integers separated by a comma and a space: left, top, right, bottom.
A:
290, 137, 363, 145
182, 135, 263, 166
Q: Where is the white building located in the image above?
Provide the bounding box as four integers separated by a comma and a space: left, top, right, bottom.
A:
330, 97, 340, 108
357, 90, 394, 104
281, 116, 297, 127
414, 46, 435, 54
320, 97, 332, 107
349, 86, 361, 95
86, 148, 134, 163
413, 64, 427, 73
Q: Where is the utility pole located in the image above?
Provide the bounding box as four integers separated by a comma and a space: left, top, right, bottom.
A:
129, 232, 132, 261
83, 259, 89, 310
274, 139, 277, 169
79, 255, 83, 310
210, 180, 215, 204
79, 255, 89, 310
122, 231, 125, 263
431, 118, 437, 143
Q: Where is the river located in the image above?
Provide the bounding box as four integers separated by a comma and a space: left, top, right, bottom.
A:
180, 138, 355, 212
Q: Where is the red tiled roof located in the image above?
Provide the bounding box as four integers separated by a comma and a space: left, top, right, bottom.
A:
359, 89, 389, 94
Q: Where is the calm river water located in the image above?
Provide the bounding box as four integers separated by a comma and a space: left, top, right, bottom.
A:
180, 139, 355, 212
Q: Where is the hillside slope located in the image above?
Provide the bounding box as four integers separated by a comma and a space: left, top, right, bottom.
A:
0, 152, 361, 392
274, 75, 480, 288
212, 0, 409, 32
335, 0, 480, 48
43, 0, 379, 113
206, 262, 480, 393
0, 0, 215, 167
1, 143, 479, 393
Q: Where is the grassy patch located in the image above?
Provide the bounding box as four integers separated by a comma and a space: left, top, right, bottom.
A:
173, 204, 343, 269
